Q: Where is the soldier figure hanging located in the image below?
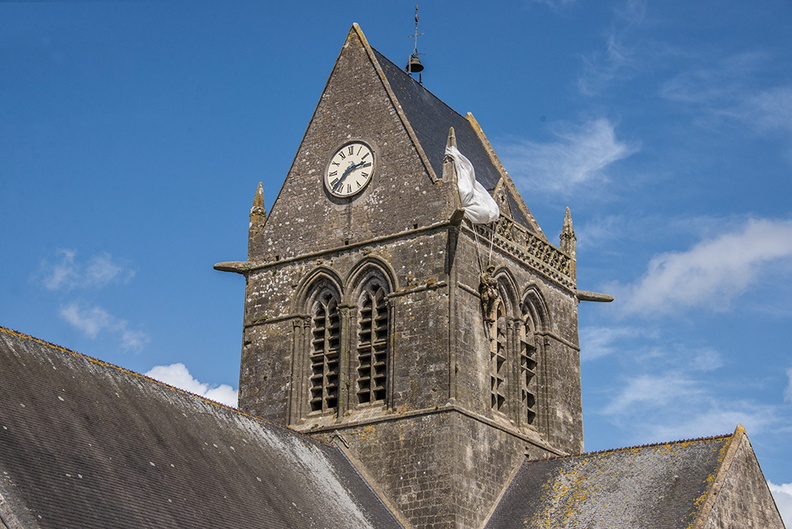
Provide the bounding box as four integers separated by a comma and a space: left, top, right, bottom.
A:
479, 264, 499, 323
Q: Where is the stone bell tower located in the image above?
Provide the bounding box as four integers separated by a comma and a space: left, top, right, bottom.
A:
216, 24, 585, 529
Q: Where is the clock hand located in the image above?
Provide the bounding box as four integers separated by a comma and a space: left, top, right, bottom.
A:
333, 162, 358, 191
332, 160, 373, 191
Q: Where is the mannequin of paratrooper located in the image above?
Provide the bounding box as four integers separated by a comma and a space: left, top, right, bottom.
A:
479, 264, 499, 323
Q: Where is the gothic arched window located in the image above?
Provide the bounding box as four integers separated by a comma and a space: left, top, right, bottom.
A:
519, 313, 538, 424
356, 279, 389, 405
309, 289, 340, 413
490, 300, 507, 412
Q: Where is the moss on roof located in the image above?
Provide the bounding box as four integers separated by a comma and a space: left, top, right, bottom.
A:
485, 434, 735, 529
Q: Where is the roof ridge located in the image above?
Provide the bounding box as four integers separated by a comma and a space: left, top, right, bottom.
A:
688, 426, 748, 529
525, 432, 735, 463
0, 325, 337, 448
370, 46, 466, 122
0, 325, 241, 409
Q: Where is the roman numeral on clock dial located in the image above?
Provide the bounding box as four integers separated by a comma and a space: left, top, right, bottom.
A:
324, 142, 374, 198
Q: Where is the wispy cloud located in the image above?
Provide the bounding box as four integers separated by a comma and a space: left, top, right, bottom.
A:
660, 51, 792, 156
39, 249, 145, 351
744, 86, 792, 133
145, 363, 238, 407
578, 0, 647, 96
575, 214, 628, 250
59, 302, 148, 350
740, 86, 792, 159
768, 482, 792, 528
643, 403, 782, 442
785, 369, 792, 403
610, 218, 792, 317
38, 249, 134, 291
580, 325, 648, 361
594, 331, 787, 445
602, 368, 783, 442
602, 371, 706, 417
500, 118, 638, 197
660, 51, 768, 106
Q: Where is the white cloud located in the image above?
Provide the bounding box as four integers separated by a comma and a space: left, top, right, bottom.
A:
689, 348, 723, 372
645, 405, 782, 443
145, 363, 238, 408
59, 302, 148, 351
602, 371, 706, 417
751, 86, 792, 130
580, 325, 646, 361
742, 85, 792, 138
612, 218, 792, 316
577, 0, 647, 96
660, 52, 792, 158
575, 214, 626, 250
578, 33, 635, 96
39, 249, 133, 291
785, 369, 792, 403
660, 52, 768, 106
595, 336, 784, 444
601, 368, 782, 442
500, 118, 638, 197
768, 482, 792, 528
60, 303, 112, 338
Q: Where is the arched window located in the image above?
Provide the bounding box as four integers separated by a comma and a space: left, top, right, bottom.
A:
490, 300, 507, 412
309, 289, 340, 413
519, 313, 538, 424
356, 278, 389, 405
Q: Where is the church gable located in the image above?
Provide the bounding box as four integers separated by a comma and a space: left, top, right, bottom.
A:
484, 430, 784, 529
255, 25, 457, 262
694, 426, 785, 528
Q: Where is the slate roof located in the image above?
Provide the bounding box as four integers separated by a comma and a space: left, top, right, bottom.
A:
372, 48, 542, 236
373, 49, 502, 192
485, 435, 734, 529
0, 327, 402, 529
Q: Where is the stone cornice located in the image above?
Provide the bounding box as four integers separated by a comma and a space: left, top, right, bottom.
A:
470, 218, 576, 291
298, 403, 567, 457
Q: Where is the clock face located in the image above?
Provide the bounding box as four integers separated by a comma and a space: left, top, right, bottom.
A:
324, 142, 374, 198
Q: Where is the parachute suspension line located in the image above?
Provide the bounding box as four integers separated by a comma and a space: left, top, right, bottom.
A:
488, 222, 495, 264
472, 220, 498, 274
473, 224, 485, 273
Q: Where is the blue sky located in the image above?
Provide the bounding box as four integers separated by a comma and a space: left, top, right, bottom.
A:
2, 0, 791, 521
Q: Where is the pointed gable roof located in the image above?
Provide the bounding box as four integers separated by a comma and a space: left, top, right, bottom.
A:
0, 327, 402, 529
370, 42, 544, 237
248, 23, 546, 266
485, 430, 784, 528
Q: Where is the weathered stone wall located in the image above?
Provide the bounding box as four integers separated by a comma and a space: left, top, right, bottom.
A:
252, 28, 455, 264
449, 226, 583, 454
700, 432, 785, 528
310, 409, 557, 529
235, 24, 584, 529
239, 216, 582, 525
239, 229, 453, 424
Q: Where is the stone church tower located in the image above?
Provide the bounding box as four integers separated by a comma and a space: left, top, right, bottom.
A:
217, 24, 586, 529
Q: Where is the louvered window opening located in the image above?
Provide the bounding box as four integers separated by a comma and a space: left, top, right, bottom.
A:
490, 303, 507, 412
519, 316, 538, 424
357, 283, 388, 404
310, 291, 340, 412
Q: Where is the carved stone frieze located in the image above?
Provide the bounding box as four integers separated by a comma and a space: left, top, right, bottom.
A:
474, 217, 575, 289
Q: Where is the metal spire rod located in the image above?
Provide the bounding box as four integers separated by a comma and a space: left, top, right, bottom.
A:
411, 4, 422, 56
405, 3, 425, 82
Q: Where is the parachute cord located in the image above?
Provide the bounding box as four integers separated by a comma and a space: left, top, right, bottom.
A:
488, 222, 495, 264
473, 223, 484, 273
